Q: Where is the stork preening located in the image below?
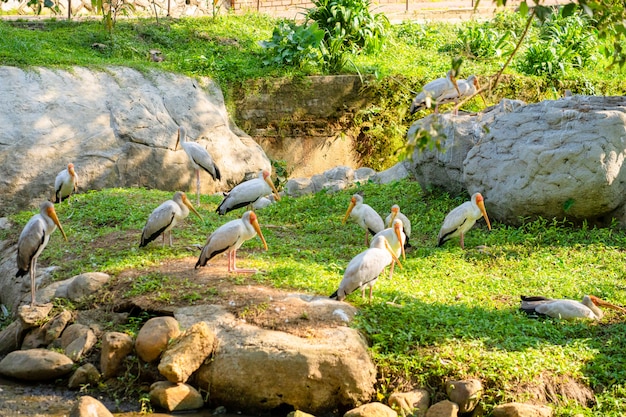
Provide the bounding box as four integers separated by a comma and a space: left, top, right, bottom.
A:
438, 192, 491, 249
54, 163, 78, 203
216, 170, 280, 216
175, 126, 221, 206
16, 201, 68, 306
330, 235, 402, 302
385, 204, 411, 248
195, 210, 268, 273
371, 218, 406, 279
520, 295, 626, 321
140, 191, 202, 248
435, 74, 487, 112
343, 194, 385, 246
409, 69, 461, 114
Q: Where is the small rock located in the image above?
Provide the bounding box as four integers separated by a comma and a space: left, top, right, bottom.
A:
17, 304, 53, 328
425, 400, 459, 417
491, 402, 553, 417
70, 395, 114, 417
68, 363, 101, 389
324, 165, 354, 182
388, 389, 430, 417
100, 332, 134, 379
0, 349, 74, 381
67, 272, 110, 301
158, 321, 216, 384
446, 379, 483, 413
0, 321, 26, 355
135, 316, 181, 363
61, 323, 97, 362
149, 381, 204, 412
22, 310, 73, 349
344, 402, 397, 417
286, 177, 315, 197
287, 411, 316, 417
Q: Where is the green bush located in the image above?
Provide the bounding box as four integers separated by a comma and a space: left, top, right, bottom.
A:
455, 21, 515, 59
259, 20, 325, 68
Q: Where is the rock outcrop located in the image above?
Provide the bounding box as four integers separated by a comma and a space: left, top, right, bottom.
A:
407, 96, 626, 226
0, 66, 270, 216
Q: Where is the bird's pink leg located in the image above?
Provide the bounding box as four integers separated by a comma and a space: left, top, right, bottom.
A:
364, 231, 369, 246
369, 285, 373, 302
388, 261, 395, 280
30, 259, 37, 306
196, 169, 201, 206
230, 249, 257, 274
460, 233, 465, 250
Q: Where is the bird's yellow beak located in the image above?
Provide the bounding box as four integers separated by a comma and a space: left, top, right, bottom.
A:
394, 222, 406, 260
182, 193, 202, 220
476, 199, 491, 231
249, 212, 268, 251
264, 176, 281, 201
47, 205, 67, 241
590, 295, 626, 313
384, 239, 402, 269
342, 199, 356, 224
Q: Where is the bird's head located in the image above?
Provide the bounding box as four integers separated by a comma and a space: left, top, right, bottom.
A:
180, 192, 202, 220
342, 195, 359, 224
67, 163, 76, 176
44, 202, 67, 241
473, 193, 491, 230
262, 171, 281, 201
247, 211, 268, 251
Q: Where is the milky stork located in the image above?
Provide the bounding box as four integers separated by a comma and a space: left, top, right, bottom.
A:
176, 126, 221, 206
343, 194, 385, 246
54, 163, 78, 203
216, 170, 280, 216
520, 295, 626, 320
438, 192, 491, 249
140, 191, 202, 247
409, 69, 461, 114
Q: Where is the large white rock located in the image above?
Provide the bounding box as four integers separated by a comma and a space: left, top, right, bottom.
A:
0, 66, 271, 216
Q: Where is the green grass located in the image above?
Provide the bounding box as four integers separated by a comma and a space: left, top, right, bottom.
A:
4, 182, 626, 416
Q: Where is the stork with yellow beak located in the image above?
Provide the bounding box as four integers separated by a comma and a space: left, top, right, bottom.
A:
54, 163, 78, 203
520, 295, 626, 321
409, 69, 461, 114
385, 204, 411, 248
217, 170, 280, 216
195, 210, 268, 273
16, 201, 68, 306
343, 194, 385, 246
140, 191, 202, 247
330, 235, 402, 302
438, 192, 491, 249
372, 218, 406, 279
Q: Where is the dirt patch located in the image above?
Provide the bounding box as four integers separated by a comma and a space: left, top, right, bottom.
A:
99, 255, 350, 338
512, 373, 596, 408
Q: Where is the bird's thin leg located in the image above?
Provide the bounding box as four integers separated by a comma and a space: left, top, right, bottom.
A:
196, 169, 201, 207
228, 250, 234, 272
460, 233, 465, 250
389, 261, 395, 280
161, 233, 165, 248
369, 286, 373, 302
231, 249, 257, 274
364, 231, 369, 246
169, 231, 173, 247
30, 259, 36, 306
361, 287, 366, 300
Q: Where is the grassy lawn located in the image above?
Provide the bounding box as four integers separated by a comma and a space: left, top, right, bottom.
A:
2, 6, 626, 416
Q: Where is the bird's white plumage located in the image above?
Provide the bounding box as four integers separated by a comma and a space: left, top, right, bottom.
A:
343, 194, 385, 246
54, 163, 78, 203
176, 127, 221, 205
16, 201, 67, 306
196, 210, 268, 273
435, 75, 481, 105
140, 191, 200, 247
438, 192, 491, 249
331, 235, 396, 301
216, 170, 280, 215
371, 219, 406, 279
410, 70, 460, 114
522, 295, 626, 321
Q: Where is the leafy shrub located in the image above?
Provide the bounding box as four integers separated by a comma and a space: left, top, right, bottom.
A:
392, 22, 448, 49
305, 0, 389, 54
455, 21, 515, 59
259, 21, 324, 68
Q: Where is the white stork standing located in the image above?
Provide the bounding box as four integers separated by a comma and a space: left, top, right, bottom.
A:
438, 192, 491, 249
16, 201, 68, 306
435, 74, 487, 112
175, 126, 221, 206
54, 163, 78, 203
342, 194, 385, 246
140, 191, 202, 247
409, 69, 461, 115
520, 295, 626, 320
195, 210, 268, 273
385, 204, 411, 248
371, 218, 406, 279
330, 235, 402, 302
216, 170, 280, 216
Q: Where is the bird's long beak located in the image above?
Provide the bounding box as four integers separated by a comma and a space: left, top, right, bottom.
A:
590, 296, 626, 313
476, 200, 492, 230
47, 206, 68, 241
182, 194, 203, 220
250, 214, 268, 251
264, 176, 281, 201
389, 211, 397, 227
342, 200, 356, 224
474, 78, 487, 106
451, 73, 461, 97
394, 223, 406, 260
384, 239, 402, 269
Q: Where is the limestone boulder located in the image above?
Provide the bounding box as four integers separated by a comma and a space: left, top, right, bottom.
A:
424, 400, 459, 417
68, 363, 102, 389
465, 96, 626, 225
21, 310, 73, 349
388, 389, 430, 417
0, 349, 74, 381
135, 316, 181, 363
491, 402, 553, 417
445, 379, 482, 413
0, 66, 271, 216
149, 381, 204, 412
344, 402, 398, 417
176, 300, 376, 415
66, 272, 110, 301
158, 321, 215, 383
69, 396, 114, 417
100, 331, 134, 379
61, 323, 98, 361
